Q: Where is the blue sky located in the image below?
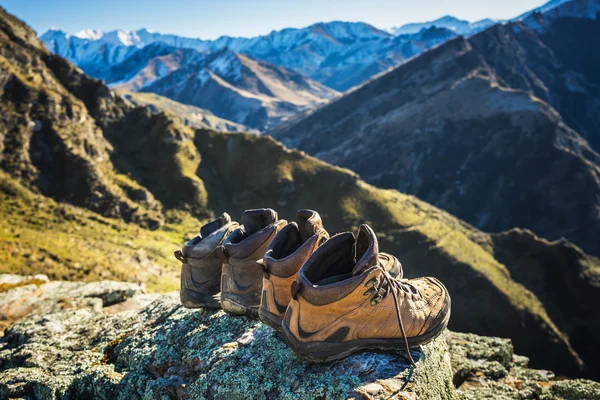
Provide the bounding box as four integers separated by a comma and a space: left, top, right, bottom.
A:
2, 0, 547, 39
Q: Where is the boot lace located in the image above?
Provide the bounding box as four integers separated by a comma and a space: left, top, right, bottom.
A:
363, 265, 419, 368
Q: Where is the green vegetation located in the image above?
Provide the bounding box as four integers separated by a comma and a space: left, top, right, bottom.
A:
0, 171, 199, 292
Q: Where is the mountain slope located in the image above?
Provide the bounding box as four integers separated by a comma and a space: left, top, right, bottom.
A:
40, 21, 459, 91
117, 90, 251, 133
104, 43, 207, 90
270, 0, 600, 258
470, 0, 600, 151
3, 6, 600, 379
515, 0, 576, 20
132, 49, 338, 130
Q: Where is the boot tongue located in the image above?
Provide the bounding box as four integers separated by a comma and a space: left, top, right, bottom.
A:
296, 209, 324, 243
200, 212, 231, 238
242, 208, 278, 236
351, 224, 379, 275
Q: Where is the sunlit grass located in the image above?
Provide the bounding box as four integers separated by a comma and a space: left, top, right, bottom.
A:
0, 171, 201, 292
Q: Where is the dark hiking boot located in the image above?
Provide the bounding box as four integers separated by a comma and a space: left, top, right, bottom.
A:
220, 208, 286, 316
281, 224, 450, 364
259, 209, 329, 332
175, 213, 239, 309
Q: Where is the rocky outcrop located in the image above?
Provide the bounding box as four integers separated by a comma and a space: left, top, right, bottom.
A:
1, 277, 599, 400
0, 277, 456, 399
450, 333, 600, 400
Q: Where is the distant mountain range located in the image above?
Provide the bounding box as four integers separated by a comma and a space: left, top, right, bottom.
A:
387, 15, 496, 35
40, 22, 458, 129
114, 46, 337, 130
271, 0, 600, 259
41, 20, 458, 93
38, 0, 578, 130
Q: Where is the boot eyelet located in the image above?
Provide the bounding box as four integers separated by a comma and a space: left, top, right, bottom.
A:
363, 287, 376, 296
365, 278, 378, 288
370, 297, 381, 306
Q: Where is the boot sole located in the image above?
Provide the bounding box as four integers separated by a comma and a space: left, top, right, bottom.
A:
180, 289, 221, 309
281, 291, 451, 363
221, 292, 260, 316
258, 307, 284, 333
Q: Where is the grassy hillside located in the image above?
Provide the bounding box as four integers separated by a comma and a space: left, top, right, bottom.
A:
117, 90, 253, 133
0, 170, 200, 292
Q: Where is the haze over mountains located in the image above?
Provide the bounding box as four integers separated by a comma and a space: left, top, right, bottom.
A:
271, 0, 600, 258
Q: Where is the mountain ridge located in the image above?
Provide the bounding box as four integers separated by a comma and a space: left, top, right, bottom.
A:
40, 20, 459, 91
388, 15, 496, 35
126, 48, 338, 130
270, 0, 600, 259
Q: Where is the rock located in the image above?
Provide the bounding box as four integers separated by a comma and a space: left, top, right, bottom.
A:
0, 277, 598, 399
0, 275, 144, 335
0, 274, 50, 285
0, 278, 456, 399
448, 332, 600, 399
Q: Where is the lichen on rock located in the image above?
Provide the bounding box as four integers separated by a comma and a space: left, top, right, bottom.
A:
0, 277, 456, 399
448, 333, 600, 400
1, 277, 598, 399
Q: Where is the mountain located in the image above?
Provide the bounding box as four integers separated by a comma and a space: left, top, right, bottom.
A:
40, 37, 338, 130
40, 22, 458, 91
118, 90, 252, 133
119, 48, 338, 130
389, 15, 497, 36
515, 0, 576, 20
270, 0, 600, 259
3, 5, 600, 379
103, 43, 208, 90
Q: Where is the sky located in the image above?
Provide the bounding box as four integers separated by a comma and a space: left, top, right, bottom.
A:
1, 0, 548, 39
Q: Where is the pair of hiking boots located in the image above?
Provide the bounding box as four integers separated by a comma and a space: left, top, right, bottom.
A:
176, 208, 451, 365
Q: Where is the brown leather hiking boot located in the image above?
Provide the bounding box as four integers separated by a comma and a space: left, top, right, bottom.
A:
259, 209, 329, 332
220, 208, 286, 316
175, 213, 239, 309
281, 224, 450, 364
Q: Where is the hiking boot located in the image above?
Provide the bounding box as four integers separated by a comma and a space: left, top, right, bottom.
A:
220, 208, 286, 316
259, 209, 329, 332
175, 213, 239, 309
281, 224, 450, 364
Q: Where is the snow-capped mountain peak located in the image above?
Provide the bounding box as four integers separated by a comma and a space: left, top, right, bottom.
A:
388, 15, 496, 36
73, 29, 103, 40
308, 21, 391, 41
39, 19, 463, 91
207, 49, 242, 81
